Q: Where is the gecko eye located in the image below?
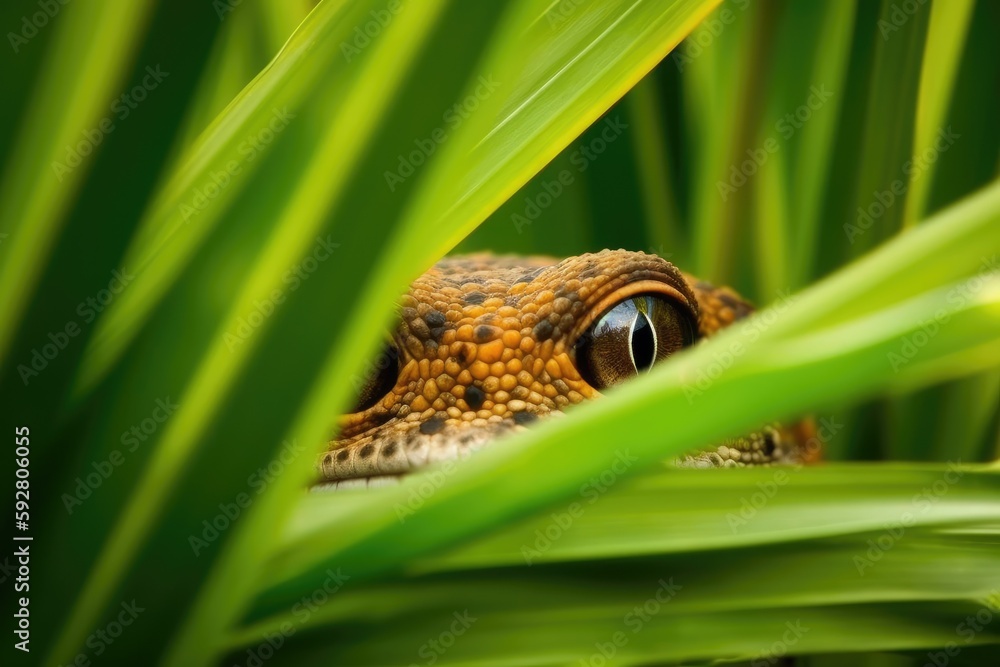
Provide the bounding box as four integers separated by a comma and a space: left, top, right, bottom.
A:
351, 341, 400, 412
575, 294, 696, 389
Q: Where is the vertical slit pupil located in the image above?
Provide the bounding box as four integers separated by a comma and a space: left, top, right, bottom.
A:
631, 314, 656, 372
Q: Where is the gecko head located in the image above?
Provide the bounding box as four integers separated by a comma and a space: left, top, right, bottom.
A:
314, 250, 704, 490
314, 249, 817, 491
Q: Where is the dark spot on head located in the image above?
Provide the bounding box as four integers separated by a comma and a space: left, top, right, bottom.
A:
514, 266, 546, 284
323, 454, 332, 465
556, 289, 579, 303
462, 344, 476, 364
513, 411, 537, 425
579, 266, 600, 279
465, 291, 485, 305
474, 325, 498, 343
336, 450, 350, 462
419, 417, 446, 435
359, 444, 374, 459
409, 318, 430, 340
533, 319, 554, 341
383, 442, 397, 457
466, 385, 485, 409
425, 309, 446, 327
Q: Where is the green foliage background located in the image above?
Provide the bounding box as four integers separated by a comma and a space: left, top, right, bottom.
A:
0, 0, 998, 665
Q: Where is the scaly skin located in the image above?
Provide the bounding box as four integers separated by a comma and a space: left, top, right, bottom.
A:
318, 250, 816, 489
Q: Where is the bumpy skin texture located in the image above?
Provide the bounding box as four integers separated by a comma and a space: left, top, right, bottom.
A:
320, 250, 814, 487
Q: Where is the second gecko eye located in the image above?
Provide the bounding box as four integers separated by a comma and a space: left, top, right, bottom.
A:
574, 294, 696, 390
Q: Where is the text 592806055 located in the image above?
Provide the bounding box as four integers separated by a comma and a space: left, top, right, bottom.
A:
13, 426, 32, 653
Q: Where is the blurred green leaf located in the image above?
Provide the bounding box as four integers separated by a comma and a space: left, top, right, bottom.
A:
254, 185, 1000, 605
903, 0, 976, 226
0, 0, 154, 365
2, 0, 997, 665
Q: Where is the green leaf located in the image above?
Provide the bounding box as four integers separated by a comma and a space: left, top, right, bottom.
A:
903, 0, 976, 225
253, 185, 1000, 606
0, 0, 154, 365
5, 0, 997, 664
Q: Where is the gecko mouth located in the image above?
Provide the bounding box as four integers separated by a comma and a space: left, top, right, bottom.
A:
311, 422, 816, 492
313, 419, 526, 491
310, 474, 403, 492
